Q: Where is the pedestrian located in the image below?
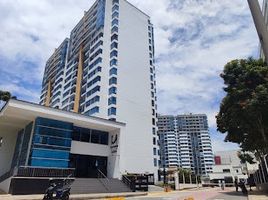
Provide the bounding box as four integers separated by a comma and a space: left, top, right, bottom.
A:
234, 178, 238, 192
221, 180, 225, 190
239, 179, 248, 195
248, 176, 254, 191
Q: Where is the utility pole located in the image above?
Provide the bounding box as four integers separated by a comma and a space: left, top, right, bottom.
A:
247, 0, 268, 62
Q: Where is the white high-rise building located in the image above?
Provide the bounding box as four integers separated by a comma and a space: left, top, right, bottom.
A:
158, 114, 214, 175
39, 0, 159, 177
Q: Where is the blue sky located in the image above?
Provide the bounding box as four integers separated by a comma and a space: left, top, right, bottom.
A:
0, 0, 260, 152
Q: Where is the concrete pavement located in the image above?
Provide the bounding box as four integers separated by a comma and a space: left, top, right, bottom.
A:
248, 188, 268, 200
126, 187, 248, 200
0, 187, 267, 200
0, 192, 147, 200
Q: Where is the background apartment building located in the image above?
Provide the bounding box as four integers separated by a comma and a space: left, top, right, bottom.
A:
158, 114, 214, 175
209, 150, 259, 182
39, 0, 159, 176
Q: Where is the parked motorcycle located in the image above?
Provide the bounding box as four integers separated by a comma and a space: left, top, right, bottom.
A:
43, 175, 74, 200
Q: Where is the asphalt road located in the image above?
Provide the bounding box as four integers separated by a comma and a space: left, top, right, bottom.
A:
126, 187, 248, 200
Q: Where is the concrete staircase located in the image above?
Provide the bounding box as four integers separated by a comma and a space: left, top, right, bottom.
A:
71, 178, 132, 194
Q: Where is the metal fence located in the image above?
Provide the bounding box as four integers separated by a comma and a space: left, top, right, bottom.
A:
16, 166, 75, 177
253, 154, 268, 185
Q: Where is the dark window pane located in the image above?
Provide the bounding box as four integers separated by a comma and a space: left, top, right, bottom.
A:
91, 131, 100, 144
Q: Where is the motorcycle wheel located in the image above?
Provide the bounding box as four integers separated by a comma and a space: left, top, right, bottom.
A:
63, 194, 69, 200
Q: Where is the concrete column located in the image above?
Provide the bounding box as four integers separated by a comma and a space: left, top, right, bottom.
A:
189, 174, 192, 184
174, 172, 179, 190
196, 175, 199, 189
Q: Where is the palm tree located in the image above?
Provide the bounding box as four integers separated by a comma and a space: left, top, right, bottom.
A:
0, 90, 16, 105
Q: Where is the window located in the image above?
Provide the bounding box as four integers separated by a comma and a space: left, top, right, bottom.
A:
112, 11, 119, 19
85, 96, 100, 107
111, 26, 118, 33
152, 127, 156, 135
110, 50, 118, 58
153, 148, 157, 155
154, 158, 157, 167
112, 19, 119, 27
110, 68, 117, 76
86, 86, 100, 97
91, 131, 100, 144
72, 127, 108, 145
108, 107, 117, 115
111, 42, 118, 49
108, 96, 117, 105
113, 0, 119, 4
109, 77, 117, 85
153, 137, 156, 145
111, 34, 118, 41
223, 169, 231, 173
152, 118, 155, 125
80, 128, 90, 142
110, 58, 118, 66
87, 76, 101, 88
85, 106, 99, 115
112, 4, 119, 12
99, 131, 109, 145
109, 87, 117, 95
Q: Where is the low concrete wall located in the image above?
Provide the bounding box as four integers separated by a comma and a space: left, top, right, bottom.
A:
178, 184, 199, 190
9, 177, 74, 195
0, 177, 11, 193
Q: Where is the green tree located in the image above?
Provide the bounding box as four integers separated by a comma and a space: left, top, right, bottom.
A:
238, 151, 256, 164
216, 58, 268, 157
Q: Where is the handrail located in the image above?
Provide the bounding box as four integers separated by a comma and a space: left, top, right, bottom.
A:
122, 175, 135, 192
122, 175, 131, 183
97, 169, 110, 191
0, 170, 14, 183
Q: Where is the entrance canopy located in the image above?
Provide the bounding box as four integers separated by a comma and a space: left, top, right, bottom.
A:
0, 99, 125, 134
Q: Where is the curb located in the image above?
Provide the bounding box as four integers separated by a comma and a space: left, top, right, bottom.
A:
70, 192, 148, 200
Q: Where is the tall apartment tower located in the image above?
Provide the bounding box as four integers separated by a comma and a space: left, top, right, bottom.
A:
158, 114, 214, 175
40, 0, 159, 176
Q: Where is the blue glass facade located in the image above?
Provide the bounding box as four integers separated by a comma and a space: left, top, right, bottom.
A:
10, 116, 110, 173
28, 117, 73, 168
96, 0, 106, 29
11, 122, 33, 169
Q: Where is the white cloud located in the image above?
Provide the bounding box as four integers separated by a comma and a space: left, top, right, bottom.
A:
0, 0, 260, 152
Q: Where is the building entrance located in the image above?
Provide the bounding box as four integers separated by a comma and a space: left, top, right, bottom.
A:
69, 154, 107, 178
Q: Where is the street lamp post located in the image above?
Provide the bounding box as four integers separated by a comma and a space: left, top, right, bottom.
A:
247, 0, 268, 62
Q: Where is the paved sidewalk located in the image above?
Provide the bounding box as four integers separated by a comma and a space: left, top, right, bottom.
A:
248, 190, 268, 200
0, 192, 147, 200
